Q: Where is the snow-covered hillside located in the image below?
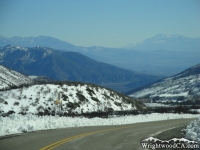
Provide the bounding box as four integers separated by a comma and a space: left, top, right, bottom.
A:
0, 82, 144, 115
0, 65, 33, 90
129, 63, 200, 102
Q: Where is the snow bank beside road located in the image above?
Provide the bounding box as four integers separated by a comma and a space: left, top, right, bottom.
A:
186, 117, 200, 143
0, 113, 198, 137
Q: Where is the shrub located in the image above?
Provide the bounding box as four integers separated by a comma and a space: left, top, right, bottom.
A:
7, 110, 15, 115
14, 101, 19, 106
37, 105, 45, 116
86, 88, 95, 96
103, 94, 110, 99
114, 101, 121, 106
62, 94, 68, 101
35, 98, 39, 103
76, 92, 87, 102
105, 107, 114, 113
0, 98, 5, 103
91, 97, 100, 103
48, 97, 53, 102
67, 102, 80, 109
19, 105, 29, 115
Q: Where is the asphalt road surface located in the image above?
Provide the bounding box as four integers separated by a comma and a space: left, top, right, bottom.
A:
0, 118, 196, 150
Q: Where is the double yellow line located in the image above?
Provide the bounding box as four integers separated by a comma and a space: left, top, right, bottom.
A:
40, 126, 134, 150
40, 119, 196, 150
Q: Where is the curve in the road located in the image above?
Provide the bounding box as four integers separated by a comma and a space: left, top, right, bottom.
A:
0, 118, 196, 150
40, 125, 139, 150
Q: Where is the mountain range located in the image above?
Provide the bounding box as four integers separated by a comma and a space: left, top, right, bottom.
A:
1, 34, 200, 76
0, 45, 161, 93
128, 63, 200, 103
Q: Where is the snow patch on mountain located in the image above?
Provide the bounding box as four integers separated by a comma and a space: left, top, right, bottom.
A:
0, 65, 33, 90
129, 63, 200, 102
130, 75, 200, 102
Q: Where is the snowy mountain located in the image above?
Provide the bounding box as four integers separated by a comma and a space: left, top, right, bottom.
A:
0, 45, 161, 92
128, 63, 200, 102
0, 65, 33, 90
123, 34, 200, 51
0, 82, 145, 115
0, 35, 74, 50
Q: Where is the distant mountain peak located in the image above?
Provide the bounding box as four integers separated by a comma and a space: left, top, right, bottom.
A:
153, 34, 183, 39
123, 34, 200, 50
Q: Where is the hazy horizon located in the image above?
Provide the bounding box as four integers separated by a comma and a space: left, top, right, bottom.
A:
0, 0, 200, 48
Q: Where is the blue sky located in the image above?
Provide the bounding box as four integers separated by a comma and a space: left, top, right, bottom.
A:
0, 0, 200, 48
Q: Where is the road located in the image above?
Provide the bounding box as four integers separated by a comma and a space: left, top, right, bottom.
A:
0, 118, 195, 150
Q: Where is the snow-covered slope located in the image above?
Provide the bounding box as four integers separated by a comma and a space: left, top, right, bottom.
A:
0, 82, 144, 115
129, 63, 200, 102
0, 65, 33, 90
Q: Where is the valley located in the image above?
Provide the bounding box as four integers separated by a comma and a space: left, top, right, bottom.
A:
0, 45, 161, 93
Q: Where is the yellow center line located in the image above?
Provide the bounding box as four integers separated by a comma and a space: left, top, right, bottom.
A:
39, 126, 135, 150
39, 119, 195, 150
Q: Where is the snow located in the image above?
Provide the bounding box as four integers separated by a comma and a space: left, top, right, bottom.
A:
0, 65, 33, 90
144, 103, 173, 107
28, 76, 39, 79
0, 113, 198, 137
186, 117, 200, 144
0, 83, 138, 114
130, 74, 200, 102
159, 92, 188, 97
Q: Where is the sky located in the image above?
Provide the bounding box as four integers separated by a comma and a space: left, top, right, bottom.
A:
0, 0, 200, 48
